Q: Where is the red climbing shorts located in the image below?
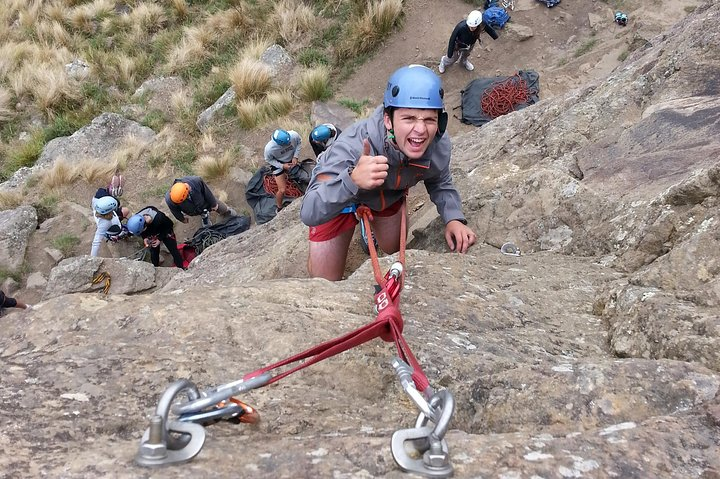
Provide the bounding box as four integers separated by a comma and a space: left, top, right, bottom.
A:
308, 199, 404, 242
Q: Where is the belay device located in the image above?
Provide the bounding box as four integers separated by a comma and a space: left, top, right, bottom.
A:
135, 197, 456, 478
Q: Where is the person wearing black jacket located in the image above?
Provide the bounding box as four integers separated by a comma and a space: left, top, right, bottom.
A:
438, 10, 498, 74
126, 206, 186, 269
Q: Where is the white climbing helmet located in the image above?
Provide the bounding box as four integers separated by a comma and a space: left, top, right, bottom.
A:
467, 10, 483, 28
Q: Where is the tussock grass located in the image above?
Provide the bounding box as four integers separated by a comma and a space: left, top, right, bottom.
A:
262, 90, 294, 119
44, 2, 67, 23
165, 32, 208, 73
239, 36, 273, 61
25, 63, 81, 114
0, 189, 24, 210
171, 88, 192, 114
271, 1, 316, 46
338, 0, 404, 59
229, 58, 272, 99
41, 159, 78, 189
114, 53, 141, 89
236, 98, 265, 129
129, 2, 168, 36
76, 159, 118, 184
35, 20, 72, 47
298, 66, 332, 102
17, 0, 42, 32
200, 131, 216, 152
0, 42, 41, 80
194, 151, 234, 180
108, 135, 146, 171
206, 7, 250, 35
0, 87, 12, 121
170, 0, 189, 20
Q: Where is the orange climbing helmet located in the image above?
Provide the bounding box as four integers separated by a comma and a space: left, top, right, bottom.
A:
169, 182, 190, 204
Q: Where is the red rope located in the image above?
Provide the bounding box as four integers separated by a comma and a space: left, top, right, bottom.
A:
243, 192, 430, 393
263, 175, 304, 198
481, 74, 536, 119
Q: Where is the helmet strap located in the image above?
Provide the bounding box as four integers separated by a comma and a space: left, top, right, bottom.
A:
437, 111, 448, 137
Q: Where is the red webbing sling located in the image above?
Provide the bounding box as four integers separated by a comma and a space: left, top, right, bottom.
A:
244, 196, 430, 394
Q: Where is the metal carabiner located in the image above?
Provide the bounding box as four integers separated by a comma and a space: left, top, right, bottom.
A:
392, 358, 435, 420
391, 377, 455, 478
135, 379, 206, 467
171, 373, 271, 415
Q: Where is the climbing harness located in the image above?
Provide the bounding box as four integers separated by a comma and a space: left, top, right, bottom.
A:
500, 242, 521, 256
91, 272, 111, 294
341, 204, 378, 255
481, 73, 539, 119
136, 195, 455, 477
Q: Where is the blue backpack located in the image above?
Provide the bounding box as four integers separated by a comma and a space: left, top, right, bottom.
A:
483, 7, 511, 29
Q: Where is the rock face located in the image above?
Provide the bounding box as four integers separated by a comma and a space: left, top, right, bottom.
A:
1, 4, 720, 478
0, 205, 37, 271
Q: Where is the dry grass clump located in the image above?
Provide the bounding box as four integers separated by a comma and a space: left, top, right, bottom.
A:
0, 41, 41, 80
41, 159, 77, 189
35, 20, 72, 47
0, 189, 24, 210
337, 0, 404, 59
75, 159, 119, 184
297, 66, 331, 102
262, 90, 294, 119
270, 1, 316, 46
278, 118, 311, 141
229, 58, 272, 99
194, 151, 234, 180
165, 28, 209, 73
236, 98, 265, 129
127, 2, 168, 45
238, 35, 272, 61
205, 7, 250, 34
169, 0, 189, 20
65, 0, 115, 35
0, 87, 12, 121
12, 61, 81, 114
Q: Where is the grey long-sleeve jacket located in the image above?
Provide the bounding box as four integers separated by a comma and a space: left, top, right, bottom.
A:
164, 176, 217, 221
300, 106, 466, 227
264, 130, 302, 174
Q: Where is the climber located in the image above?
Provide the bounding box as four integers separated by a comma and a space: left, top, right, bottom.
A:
300, 65, 476, 281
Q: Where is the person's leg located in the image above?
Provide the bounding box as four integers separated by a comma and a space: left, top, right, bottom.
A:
369, 207, 405, 254
274, 172, 288, 210
440, 48, 460, 72
149, 246, 161, 266
307, 227, 355, 281
459, 45, 475, 70
162, 235, 185, 269
215, 200, 229, 215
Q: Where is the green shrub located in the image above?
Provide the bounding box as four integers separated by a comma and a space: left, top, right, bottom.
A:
52, 233, 81, 257
338, 98, 370, 115
574, 38, 598, 58
298, 47, 329, 67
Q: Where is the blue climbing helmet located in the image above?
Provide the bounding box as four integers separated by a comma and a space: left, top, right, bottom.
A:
383, 65, 445, 110
311, 125, 332, 143
383, 65, 448, 136
272, 129, 291, 146
127, 214, 146, 236
94, 196, 118, 215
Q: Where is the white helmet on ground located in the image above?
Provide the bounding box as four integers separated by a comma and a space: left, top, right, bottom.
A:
467, 10, 483, 28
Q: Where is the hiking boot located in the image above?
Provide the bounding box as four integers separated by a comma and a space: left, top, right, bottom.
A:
463, 60, 475, 71
438, 61, 446, 74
